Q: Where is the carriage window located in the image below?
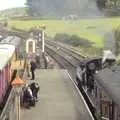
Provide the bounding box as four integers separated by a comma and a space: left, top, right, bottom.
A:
116, 111, 120, 120
100, 100, 114, 120
101, 100, 109, 119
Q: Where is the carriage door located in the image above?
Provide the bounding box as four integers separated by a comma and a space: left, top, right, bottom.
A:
28, 41, 33, 53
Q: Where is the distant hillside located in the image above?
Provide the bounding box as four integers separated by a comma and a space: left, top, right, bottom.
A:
0, 7, 27, 17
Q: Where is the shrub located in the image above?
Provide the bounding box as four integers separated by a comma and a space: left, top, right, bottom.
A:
54, 33, 93, 47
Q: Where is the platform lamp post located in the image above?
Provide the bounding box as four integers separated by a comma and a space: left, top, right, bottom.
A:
11, 75, 24, 120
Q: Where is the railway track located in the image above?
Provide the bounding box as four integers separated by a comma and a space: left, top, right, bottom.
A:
46, 40, 86, 58
46, 40, 86, 66
45, 40, 87, 81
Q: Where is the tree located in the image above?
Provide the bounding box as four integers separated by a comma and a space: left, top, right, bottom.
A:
111, 0, 120, 8
96, 0, 107, 10
106, 0, 120, 8
26, 0, 34, 16
26, 0, 104, 17
26, 0, 43, 16
114, 27, 120, 56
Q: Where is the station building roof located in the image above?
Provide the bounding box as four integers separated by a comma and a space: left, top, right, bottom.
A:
0, 36, 21, 47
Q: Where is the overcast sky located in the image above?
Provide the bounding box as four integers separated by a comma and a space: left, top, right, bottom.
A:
0, 0, 26, 10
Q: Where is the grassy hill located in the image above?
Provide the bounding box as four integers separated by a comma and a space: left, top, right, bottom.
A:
8, 17, 120, 47
0, 7, 27, 17
1, 7, 120, 48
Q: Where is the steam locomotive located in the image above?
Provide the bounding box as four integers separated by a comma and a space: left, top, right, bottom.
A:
76, 57, 120, 120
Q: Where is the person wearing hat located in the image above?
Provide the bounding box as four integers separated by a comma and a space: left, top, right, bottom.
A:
102, 50, 116, 68
23, 84, 35, 108
29, 82, 40, 101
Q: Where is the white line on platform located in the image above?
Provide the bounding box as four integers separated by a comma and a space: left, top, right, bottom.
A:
65, 70, 95, 120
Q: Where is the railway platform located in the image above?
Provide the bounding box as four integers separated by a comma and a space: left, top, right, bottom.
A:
21, 69, 94, 120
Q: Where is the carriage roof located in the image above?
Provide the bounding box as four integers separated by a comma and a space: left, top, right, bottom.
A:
78, 57, 101, 65
78, 57, 102, 70
0, 36, 21, 47
95, 67, 120, 109
0, 44, 15, 70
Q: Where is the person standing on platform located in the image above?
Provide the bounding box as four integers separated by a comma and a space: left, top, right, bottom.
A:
26, 53, 33, 77
30, 60, 37, 80
45, 55, 50, 69
35, 48, 41, 68
26, 60, 30, 77
35, 54, 40, 68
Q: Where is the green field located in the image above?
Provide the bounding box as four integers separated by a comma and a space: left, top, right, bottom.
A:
8, 17, 120, 47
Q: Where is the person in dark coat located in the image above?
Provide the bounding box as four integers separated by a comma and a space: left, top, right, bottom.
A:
87, 75, 94, 93
30, 60, 37, 80
29, 82, 40, 101
43, 53, 49, 69
23, 86, 35, 107
35, 55, 40, 68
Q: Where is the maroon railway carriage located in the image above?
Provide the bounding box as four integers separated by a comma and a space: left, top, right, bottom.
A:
0, 44, 15, 106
